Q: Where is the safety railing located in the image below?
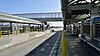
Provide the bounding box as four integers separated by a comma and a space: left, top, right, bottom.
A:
0, 30, 2, 37
0, 30, 11, 37
0, 28, 44, 38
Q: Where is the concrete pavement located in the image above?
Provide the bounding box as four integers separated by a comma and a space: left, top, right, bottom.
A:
0, 32, 56, 56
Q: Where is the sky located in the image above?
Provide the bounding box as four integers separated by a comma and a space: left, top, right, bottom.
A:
0, 0, 63, 27
0, 0, 61, 14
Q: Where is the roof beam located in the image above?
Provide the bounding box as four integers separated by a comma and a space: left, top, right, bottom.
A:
0, 12, 41, 24
68, 4, 94, 10
91, 0, 98, 4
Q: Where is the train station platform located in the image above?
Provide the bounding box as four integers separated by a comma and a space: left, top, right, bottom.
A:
0, 31, 56, 56
26, 31, 61, 56
57, 31, 99, 56
0, 30, 99, 56
0, 30, 50, 50
65, 31, 95, 56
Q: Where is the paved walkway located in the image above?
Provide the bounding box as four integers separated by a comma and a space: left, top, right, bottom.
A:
26, 31, 61, 56
57, 31, 96, 56
0, 32, 56, 56
66, 32, 95, 56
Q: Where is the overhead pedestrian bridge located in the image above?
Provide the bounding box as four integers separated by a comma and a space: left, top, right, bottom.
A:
13, 12, 62, 21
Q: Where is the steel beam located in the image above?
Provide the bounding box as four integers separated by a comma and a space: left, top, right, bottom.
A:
0, 12, 41, 24
68, 4, 94, 11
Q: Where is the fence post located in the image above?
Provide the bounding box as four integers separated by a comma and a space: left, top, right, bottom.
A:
8, 30, 10, 36
0, 30, 2, 37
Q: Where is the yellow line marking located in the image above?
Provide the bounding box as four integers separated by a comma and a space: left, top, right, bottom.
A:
61, 31, 67, 56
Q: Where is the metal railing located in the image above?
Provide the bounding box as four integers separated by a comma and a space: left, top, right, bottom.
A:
0, 28, 42, 37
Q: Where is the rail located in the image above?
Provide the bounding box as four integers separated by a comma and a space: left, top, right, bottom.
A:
49, 32, 61, 56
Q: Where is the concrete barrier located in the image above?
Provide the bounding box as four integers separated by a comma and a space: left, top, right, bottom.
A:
0, 30, 50, 50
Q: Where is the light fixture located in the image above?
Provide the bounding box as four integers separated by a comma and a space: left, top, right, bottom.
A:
86, 0, 91, 3
95, 1, 99, 3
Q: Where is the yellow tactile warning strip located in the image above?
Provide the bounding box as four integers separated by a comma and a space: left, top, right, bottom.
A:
61, 31, 68, 56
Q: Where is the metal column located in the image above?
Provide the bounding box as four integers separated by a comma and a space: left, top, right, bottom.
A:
41, 24, 44, 31
63, 21, 66, 30
38, 24, 41, 31
81, 20, 84, 35
40, 24, 42, 31
10, 22, 12, 33
90, 8, 99, 38
29, 24, 31, 32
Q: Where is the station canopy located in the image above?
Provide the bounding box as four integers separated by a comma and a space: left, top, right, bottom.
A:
0, 12, 41, 24
61, 0, 100, 24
